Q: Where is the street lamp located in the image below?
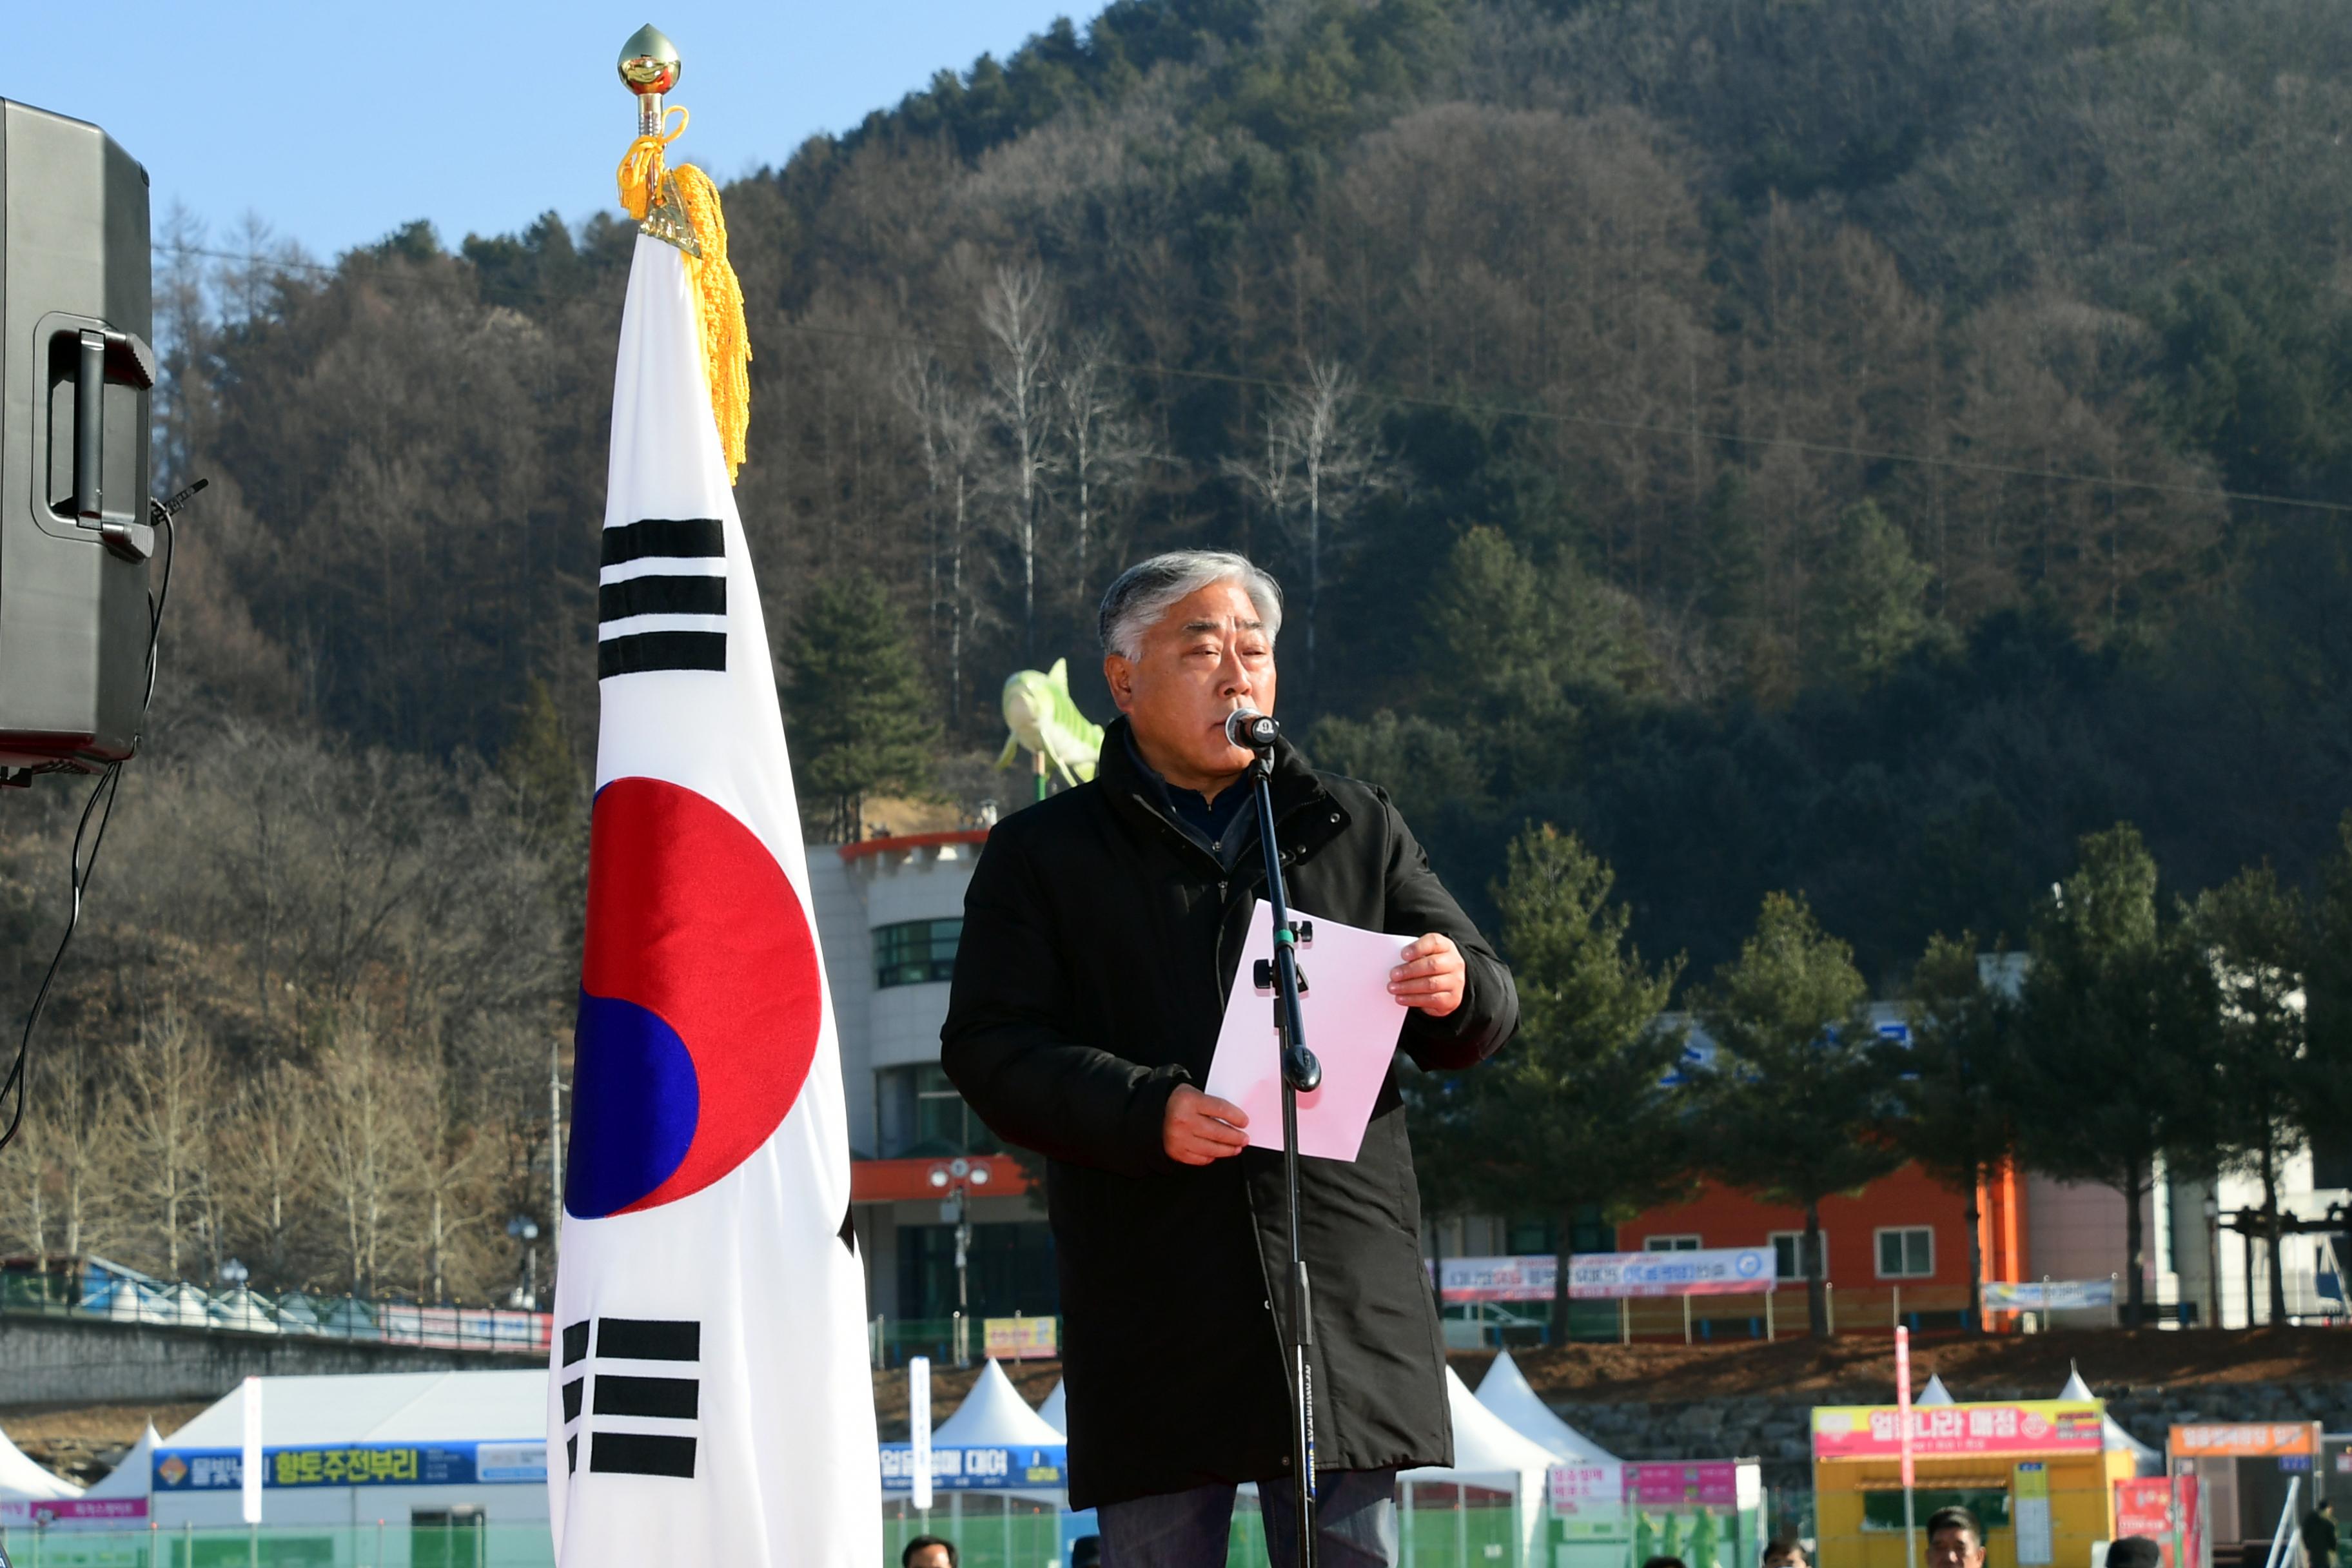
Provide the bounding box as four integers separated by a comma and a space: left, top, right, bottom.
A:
507, 1216, 541, 1309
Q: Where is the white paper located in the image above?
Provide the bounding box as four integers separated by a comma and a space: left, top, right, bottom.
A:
1202, 900, 1413, 1162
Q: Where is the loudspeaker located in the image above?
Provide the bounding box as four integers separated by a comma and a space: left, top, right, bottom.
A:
0, 98, 155, 774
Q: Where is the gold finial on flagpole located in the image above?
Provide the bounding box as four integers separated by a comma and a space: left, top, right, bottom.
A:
616, 24, 701, 259
618, 24, 683, 138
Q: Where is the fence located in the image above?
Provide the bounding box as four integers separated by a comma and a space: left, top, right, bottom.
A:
11, 1485, 1806, 1568
0, 1520, 550, 1567
0, 1271, 551, 1357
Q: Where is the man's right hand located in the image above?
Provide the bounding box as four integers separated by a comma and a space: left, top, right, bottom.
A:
1164, 1085, 1250, 1164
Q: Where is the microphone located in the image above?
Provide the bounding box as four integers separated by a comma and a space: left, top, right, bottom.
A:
1225, 708, 1280, 750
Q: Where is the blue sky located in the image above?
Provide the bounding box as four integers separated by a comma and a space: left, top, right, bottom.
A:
19, 2, 1092, 260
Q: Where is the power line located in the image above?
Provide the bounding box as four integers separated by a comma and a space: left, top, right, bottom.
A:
152, 241, 2352, 520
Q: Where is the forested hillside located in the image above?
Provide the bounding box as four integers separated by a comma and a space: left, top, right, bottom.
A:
8, 0, 2352, 1297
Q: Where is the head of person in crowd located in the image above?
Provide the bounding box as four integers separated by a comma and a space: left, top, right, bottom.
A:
1099, 551, 1282, 799
902, 1535, 957, 1568
1763, 1539, 1810, 1568
1926, 1506, 1986, 1568
1642, 1557, 1689, 1568
2106, 1538, 2162, 1568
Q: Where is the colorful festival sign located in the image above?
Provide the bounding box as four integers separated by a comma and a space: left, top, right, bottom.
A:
983, 1317, 1059, 1360
2169, 1424, 2317, 1457
154, 1442, 547, 1491
1981, 1280, 2115, 1311
877, 1444, 1069, 1492
1812, 1401, 2105, 1460
1567, 1249, 1776, 1299
1435, 1256, 1558, 1302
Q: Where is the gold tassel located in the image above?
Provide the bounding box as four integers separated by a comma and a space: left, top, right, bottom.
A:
616, 108, 753, 484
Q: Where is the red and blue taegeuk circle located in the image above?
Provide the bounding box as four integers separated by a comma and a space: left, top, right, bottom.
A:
567, 776, 823, 1218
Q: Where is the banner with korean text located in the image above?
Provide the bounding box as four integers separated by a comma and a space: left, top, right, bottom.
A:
1812, 1401, 2105, 1460
1568, 1249, 1775, 1298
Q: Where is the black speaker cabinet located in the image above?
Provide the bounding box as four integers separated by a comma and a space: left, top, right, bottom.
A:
0, 98, 155, 774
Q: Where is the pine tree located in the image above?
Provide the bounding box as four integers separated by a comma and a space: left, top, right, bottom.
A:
1468, 826, 1689, 1340
1692, 892, 1903, 1337
2010, 825, 2217, 1328
1890, 932, 2020, 1333
785, 573, 939, 841
2191, 864, 2311, 1326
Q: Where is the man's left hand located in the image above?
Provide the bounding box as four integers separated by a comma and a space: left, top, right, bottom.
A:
1389, 933, 1465, 1017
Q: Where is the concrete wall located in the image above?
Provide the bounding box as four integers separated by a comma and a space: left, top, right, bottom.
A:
0, 1315, 528, 1407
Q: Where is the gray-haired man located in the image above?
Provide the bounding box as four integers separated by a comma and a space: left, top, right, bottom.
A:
941, 551, 1518, 1568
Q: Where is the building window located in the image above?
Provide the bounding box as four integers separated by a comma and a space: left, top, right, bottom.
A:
874, 1064, 999, 1159
1770, 1231, 1828, 1282
874, 919, 961, 988
1646, 1235, 1702, 1251
1877, 1226, 1934, 1279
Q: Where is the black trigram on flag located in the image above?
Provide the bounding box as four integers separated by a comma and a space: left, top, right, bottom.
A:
561, 1317, 701, 1478
598, 518, 727, 680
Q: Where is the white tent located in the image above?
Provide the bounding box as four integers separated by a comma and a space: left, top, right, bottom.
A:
1034, 1378, 1066, 1436
83, 1423, 157, 1500
0, 1423, 84, 1502
1917, 1374, 1956, 1406
930, 1360, 1066, 1449
2057, 1365, 2161, 1474
1402, 1367, 1559, 1568
1475, 1351, 1618, 1462
166, 1369, 545, 1447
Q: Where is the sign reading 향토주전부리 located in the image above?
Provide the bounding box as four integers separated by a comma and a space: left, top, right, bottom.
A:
155, 1442, 547, 1491
1812, 1402, 2105, 1460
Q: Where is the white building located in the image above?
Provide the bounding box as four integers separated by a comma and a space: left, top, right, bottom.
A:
808, 830, 1056, 1353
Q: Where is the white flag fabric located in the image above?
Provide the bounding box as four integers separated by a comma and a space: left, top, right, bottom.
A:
549, 231, 879, 1567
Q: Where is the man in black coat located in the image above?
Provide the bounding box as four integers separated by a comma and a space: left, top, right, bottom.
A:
941, 551, 1518, 1568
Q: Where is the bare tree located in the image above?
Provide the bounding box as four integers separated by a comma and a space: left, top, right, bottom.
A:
896, 351, 992, 727
1057, 333, 1153, 610
313, 1007, 420, 1296
979, 265, 1061, 664
220, 1060, 317, 1288
1226, 358, 1395, 695
115, 1001, 221, 1281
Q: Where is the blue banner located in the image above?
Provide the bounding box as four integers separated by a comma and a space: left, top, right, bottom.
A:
156, 1440, 547, 1491
878, 1444, 1068, 1492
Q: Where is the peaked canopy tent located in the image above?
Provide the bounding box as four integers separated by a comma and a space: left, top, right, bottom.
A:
0, 1424, 83, 1502
1398, 1367, 1560, 1568
2057, 1368, 2162, 1475
883, 1361, 1070, 1568
1918, 1375, 1957, 1407
153, 1370, 550, 1531
1476, 1351, 1618, 1463
1034, 1379, 1067, 1436
931, 1360, 1067, 1451
83, 1424, 158, 1499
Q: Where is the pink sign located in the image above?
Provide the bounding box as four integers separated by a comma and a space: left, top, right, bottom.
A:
0, 1497, 150, 1526
2115, 1476, 2202, 1568
1812, 1401, 2105, 1460
1627, 1462, 1740, 1507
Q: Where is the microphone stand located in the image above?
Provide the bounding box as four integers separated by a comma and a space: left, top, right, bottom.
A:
1244, 736, 1322, 1568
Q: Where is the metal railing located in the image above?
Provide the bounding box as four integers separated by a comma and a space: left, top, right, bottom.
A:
0, 1271, 551, 1356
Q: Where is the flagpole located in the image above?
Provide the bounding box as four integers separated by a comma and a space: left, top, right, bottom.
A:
1897, 1326, 1918, 1568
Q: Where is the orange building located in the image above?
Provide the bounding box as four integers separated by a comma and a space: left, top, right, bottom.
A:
1612, 1160, 2029, 1335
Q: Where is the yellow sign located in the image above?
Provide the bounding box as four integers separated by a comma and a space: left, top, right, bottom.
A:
983, 1316, 1058, 1360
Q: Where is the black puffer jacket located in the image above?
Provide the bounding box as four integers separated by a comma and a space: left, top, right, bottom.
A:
940, 720, 1518, 1509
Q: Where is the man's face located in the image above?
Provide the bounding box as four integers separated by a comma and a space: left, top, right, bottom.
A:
1929, 1528, 1984, 1568
1104, 580, 1275, 792
906, 1547, 953, 1568
1765, 1552, 1808, 1568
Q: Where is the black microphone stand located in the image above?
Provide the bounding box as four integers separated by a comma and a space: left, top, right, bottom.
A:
1243, 732, 1322, 1568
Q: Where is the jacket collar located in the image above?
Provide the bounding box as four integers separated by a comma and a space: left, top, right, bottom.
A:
1096, 715, 1333, 861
